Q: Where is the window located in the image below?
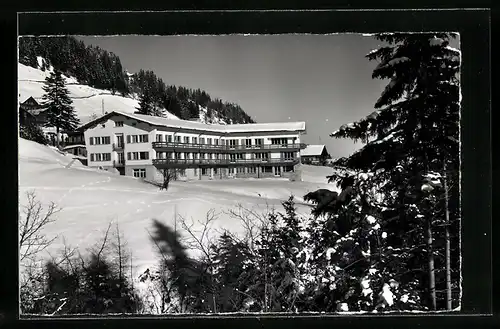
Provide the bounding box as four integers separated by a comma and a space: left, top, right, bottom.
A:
184, 152, 190, 160
103, 136, 111, 145
245, 139, 252, 146
281, 152, 294, 160
131, 122, 137, 127
192, 137, 198, 144
184, 136, 190, 144
200, 153, 206, 160
156, 152, 165, 159
175, 136, 181, 142
221, 139, 225, 146
236, 154, 243, 160
263, 166, 273, 173
229, 139, 238, 147
207, 138, 212, 145
166, 152, 173, 159
167, 135, 173, 142
214, 168, 218, 175
156, 134, 163, 142
94, 137, 101, 145
255, 138, 264, 146
179, 169, 186, 176
139, 134, 149, 143
193, 153, 199, 160
127, 152, 139, 160
89, 137, 94, 145
90, 154, 94, 161
201, 168, 208, 176
103, 153, 111, 161
271, 138, 287, 145
229, 168, 234, 175
215, 139, 219, 145
248, 167, 256, 174
115, 121, 124, 127
139, 152, 149, 160
200, 137, 205, 144
237, 167, 245, 174
133, 168, 146, 178
230, 154, 236, 162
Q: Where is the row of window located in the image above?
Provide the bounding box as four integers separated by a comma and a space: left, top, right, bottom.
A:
89, 136, 111, 145
155, 135, 297, 146
131, 165, 294, 180
90, 133, 297, 147
155, 151, 296, 160
90, 153, 112, 162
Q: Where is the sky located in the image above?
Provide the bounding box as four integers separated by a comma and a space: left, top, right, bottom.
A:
77, 34, 460, 160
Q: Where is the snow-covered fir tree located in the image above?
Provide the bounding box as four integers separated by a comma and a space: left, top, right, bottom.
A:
311, 32, 461, 312
41, 69, 80, 147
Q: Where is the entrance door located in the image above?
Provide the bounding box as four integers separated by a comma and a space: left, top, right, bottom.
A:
274, 166, 281, 176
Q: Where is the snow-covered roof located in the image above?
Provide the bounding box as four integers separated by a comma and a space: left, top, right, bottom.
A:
62, 144, 86, 150
80, 111, 306, 134
301, 144, 328, 157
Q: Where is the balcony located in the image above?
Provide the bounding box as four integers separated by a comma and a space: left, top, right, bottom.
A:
113, 160, 126, 168
112, 143, 124, 151
152, 157, 300, 168
152, 142, 307, 152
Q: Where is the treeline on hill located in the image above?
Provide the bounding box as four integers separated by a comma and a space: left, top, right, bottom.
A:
18, 36, 255, 124
131, 69, 255, 123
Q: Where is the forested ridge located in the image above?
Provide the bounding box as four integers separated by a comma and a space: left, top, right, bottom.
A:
19, 36, 255, 124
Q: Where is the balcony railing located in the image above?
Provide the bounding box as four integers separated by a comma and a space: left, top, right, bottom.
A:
152, 142, 306, 151
152, 157, 299, 167
113, 160, 126, 167
112, 143, 124, 151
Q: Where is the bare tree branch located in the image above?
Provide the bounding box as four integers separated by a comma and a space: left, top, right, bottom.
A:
19, 191, 61, 262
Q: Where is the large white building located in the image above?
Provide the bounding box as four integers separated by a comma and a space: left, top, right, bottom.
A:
80, 111, 307, 182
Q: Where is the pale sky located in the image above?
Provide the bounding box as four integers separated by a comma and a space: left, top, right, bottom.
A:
77, 34, 459, 160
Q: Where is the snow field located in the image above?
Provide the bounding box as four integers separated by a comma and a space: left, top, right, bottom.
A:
19, 138, 336, 290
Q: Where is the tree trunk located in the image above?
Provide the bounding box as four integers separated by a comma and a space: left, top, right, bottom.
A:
443, 162, 452, 310
56, 126, 60, 149
426, 216, 437, 310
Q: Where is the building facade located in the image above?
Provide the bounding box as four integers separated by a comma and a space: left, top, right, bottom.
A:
81, 111, 307, 182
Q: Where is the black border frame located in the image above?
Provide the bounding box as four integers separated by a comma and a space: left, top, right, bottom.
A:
1, 7, 493, 329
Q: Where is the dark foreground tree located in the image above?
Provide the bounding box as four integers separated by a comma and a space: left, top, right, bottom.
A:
321, 32, 460, 311
41, 69, 80, 148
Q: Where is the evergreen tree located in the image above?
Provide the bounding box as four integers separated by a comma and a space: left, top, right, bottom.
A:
41, 69, 80, 148
323, 33, 460, 311
136, 90, 155, 116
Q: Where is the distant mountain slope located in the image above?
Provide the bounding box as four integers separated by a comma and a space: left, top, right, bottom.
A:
18, 36, 255, 125
18, 62, 179, 125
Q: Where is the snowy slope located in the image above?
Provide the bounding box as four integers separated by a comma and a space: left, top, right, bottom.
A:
19, 139, 335, 289
18, 63, 180, 125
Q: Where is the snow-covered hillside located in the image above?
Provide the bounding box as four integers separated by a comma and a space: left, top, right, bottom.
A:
19, 138, 336, 291
18, 62, 180, 125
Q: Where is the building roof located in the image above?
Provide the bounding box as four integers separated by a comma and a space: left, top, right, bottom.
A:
21, 96, 39, 106
79, 111, 306, 134
300, 144, 328, 157
62, 144, 86, 150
